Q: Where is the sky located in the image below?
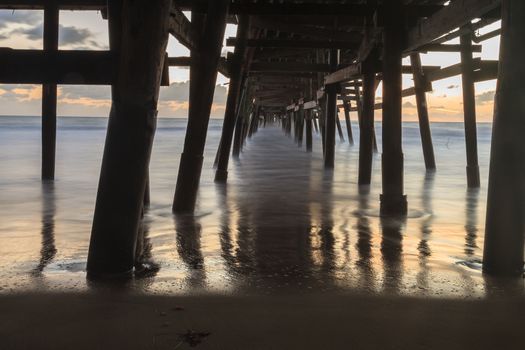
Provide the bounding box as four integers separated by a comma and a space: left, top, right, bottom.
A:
0, 9, 500, 122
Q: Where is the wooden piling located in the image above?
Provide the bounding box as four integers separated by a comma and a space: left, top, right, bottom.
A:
324, 49, 338, 168
380, 1, 407, 216
460, 32, 481, 188
336, 111, 345, 142
298, 106, 305, 147
306, 110, 313, 152
355, 81, 378, 152
342, 100, 354, 145
87, 0, 171, 277
41, 3, 59, 181
173, 0, 229, 213
410, 53, 436, 170
358, 59, 376, 187
232, 90, 246, 159
215, 16, 249, 182
483, 0, 525, 276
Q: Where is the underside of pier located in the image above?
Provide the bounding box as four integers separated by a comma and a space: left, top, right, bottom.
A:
0, 0, 523, 278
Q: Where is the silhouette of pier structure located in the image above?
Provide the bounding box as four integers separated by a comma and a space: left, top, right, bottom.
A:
0, 0, 522, 278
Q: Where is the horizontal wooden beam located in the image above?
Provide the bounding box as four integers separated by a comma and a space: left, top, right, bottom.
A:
0, 49, 171, 85
416, 43, 483, 53
250, 62, 331, 73
474, 60, 499, 82
167, 56, 191, 66
407, 0, 501, 51
325, 64, 361, 85
250, 17, 363, 42
0, 0, 105, 9
227, 38, 360, 49
176, 1, 443, 17
325, 64, 439, 85
0, 49, 114, 84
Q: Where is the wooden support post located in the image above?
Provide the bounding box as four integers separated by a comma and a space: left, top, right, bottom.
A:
87, 0, 171, 277
41, 3, 59, 180
248, 104, 260, 138
355, 82, 378, 152
460, 32, 481, 188
306, 109, 313, 152
343, 100, 354, 145
215, 16, 249, 182
336, 110, 345, 142
359, 59, 376, 187
410, 53, 436, 170
298, 106, 305, 147
232, 101, 245, 159
380, 1, 407, 216
173, 0, 229, 213
324, 49, 338, 168
483, 0, 525, 276
319, 101, 326, 153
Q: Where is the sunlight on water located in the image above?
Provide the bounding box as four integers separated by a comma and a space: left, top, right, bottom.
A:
0, 116, 523, 297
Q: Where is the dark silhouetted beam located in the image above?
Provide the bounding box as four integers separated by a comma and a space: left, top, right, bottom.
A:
0, 0, 105, 9
227, 38, 359, 49
176, 1, 443, 17
0, 49, 114, 84
250, 62, 331, 73
407, 0, 501, 51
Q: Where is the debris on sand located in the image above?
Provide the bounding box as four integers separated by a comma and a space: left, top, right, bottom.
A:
177, 329, 211, 347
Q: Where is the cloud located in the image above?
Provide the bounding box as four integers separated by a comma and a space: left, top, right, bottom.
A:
160, 81, 228, 105
0, 10, 41, 29
5, 21, 103, 49
476, 90, 495, 105
447, 85, 459, 89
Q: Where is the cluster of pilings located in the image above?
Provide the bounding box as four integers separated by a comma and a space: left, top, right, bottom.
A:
0, 0, 523, 278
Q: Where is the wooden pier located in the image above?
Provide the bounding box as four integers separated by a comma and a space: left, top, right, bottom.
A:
0, 0, 523, 277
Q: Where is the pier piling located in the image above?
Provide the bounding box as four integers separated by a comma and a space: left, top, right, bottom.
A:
483, 0, 525, 276
41, 3, 59, 181
410, 53, 436, 171
380, 0, 407, 216
87, 0, 171, 277
173, 0, 229, 213
460, 32, 481, 188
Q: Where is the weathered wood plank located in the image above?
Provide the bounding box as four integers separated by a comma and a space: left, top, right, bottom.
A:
407, 0, 501, 51
0, 0, 105, 10
227, 38, 360, 49
250, 62, 331, 73
0, 49, 114, 84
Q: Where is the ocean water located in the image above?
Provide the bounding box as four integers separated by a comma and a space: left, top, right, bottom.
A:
0, 116, 522, 297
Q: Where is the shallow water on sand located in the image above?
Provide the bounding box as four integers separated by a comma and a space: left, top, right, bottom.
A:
0, 116, 523, 297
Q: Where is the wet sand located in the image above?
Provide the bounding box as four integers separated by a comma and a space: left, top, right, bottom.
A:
1, 291, 524, 349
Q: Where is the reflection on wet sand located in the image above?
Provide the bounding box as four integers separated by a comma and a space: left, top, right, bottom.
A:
174, 214, 206, 289
33, 182, 57, 275
380, 216, 405, 293
465, 188, 480, 258
355, 191, 375, 292
417, 171, 435, 290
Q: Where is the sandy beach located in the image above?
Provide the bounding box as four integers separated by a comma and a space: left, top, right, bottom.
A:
2, 291, 525, 349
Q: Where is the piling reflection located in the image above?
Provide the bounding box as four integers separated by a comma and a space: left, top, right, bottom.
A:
33, 182, 57, 275
134, 209, 159, 278
317, 171, 335, 275
417, 171, 435, 290
380, 216, 405, 293
354, 192, 375, 291
174, 214, 206, 289
464, 188, 479, 258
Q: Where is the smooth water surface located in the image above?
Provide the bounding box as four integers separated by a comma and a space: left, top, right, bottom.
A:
0, 116, 522, 297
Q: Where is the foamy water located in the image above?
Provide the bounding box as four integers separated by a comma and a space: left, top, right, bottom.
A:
0, 116, 522, 297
